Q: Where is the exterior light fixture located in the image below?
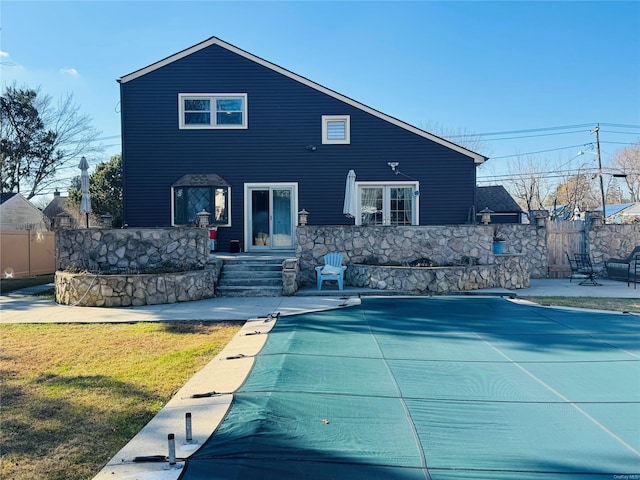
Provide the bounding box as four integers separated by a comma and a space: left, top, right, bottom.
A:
196, 209, 211, 228
479, 207, 493, 225
387, 162, 399, 173
101, 213, 113, 228
298, 209, 309, 226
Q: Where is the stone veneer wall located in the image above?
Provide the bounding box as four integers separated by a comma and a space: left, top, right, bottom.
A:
282, 258, 300, 296
56, 228, 208, 272
296, 225, 544, 288
346, 254, 529, 294
587, 224, 640, 271
55, 262, 221, 307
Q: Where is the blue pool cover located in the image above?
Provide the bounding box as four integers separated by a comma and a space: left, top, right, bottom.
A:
178, 297, 640, 479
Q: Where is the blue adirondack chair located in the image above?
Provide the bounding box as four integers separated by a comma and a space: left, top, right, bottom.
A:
315, 252, 347, 290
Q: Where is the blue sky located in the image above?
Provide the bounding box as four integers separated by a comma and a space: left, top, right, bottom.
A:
1, 1, 639, 197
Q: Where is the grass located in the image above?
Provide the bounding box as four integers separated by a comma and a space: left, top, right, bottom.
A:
0, 321, 242, 480
0, 274, 54, 294
523, 296, 640, 313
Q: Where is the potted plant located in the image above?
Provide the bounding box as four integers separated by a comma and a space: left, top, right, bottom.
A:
493, 227, 506, 254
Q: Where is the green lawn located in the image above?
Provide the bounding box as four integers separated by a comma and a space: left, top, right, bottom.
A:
0, 322, 242, 480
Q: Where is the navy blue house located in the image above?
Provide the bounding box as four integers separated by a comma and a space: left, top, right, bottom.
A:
118, 37, 487, 252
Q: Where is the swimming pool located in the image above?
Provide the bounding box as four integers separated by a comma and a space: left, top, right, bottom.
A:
179, 297, 640, 479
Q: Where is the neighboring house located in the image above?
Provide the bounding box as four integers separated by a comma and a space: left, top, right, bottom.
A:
0, 193, 50, 231
43, 190, 82, 230
118, 36, 487, 252
599, 203, 640, 224
612, 203, 640, 223
475, 185, 523, 224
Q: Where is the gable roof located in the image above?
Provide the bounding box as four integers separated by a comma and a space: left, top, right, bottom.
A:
596, 203, 635, 218
476, 185, 522, 213
0, 192, 18, 205
118, 36, 487, 165
43, 195, 70, 219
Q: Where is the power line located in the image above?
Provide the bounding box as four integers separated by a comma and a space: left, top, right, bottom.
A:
490, 144, 589, 159
447, 123, 596, 138
599, 123, 640, 129
601, 130, 640, 135
476, 130, 589, 142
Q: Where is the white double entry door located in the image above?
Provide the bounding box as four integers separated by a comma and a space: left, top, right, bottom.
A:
244, 183, 298, 251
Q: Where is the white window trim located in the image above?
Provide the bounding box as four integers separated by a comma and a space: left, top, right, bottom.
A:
178, 93, 248, 129
322, 115, 350, 144
170, 186, 232, 227
355, 181, 419, 226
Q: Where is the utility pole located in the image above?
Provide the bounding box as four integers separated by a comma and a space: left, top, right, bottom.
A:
591, 124, 606, 224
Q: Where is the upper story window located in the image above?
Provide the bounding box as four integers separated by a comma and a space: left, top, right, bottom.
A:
322, 115, 350, 144
179, 94, 247, 129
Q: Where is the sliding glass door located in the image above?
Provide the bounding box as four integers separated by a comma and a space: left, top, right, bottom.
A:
246, 184, 297, 250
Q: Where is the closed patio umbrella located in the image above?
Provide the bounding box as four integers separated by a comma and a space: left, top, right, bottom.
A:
79, 156, 91, 228
343, 169, 357, 219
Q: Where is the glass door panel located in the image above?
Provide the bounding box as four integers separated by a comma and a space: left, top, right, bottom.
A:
361, 187, 384, 226
390, 187, 413, 225
251, 190, 270, 247
272, 188, 292, 247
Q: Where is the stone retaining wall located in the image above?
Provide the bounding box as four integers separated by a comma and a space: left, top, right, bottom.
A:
588, 224, 640, 271
296, 225, 542, 288
346, 254, 528, 294
56, 228, 208, 272
55, 261, 222, 307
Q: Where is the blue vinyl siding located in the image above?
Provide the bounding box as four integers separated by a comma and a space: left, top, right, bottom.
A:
120, 43, 477, 249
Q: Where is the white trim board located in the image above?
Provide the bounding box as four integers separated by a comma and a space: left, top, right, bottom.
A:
118, 37, 487, 165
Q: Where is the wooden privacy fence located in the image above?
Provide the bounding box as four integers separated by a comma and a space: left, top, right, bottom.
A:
0, 230, 56, 279
546, 221, 586, 279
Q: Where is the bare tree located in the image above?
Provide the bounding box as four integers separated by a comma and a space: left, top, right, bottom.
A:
550, 173, 599, 215
501, 154, 555, 217
419, 121, 491, 157
0, 84, 102, 199
611, 142, 640, 202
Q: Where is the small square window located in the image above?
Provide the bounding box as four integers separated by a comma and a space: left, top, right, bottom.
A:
322, 115, 350, 144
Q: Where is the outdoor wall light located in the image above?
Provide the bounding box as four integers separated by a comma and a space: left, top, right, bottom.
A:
387, 162, 399, 173
298, 209, 309, 226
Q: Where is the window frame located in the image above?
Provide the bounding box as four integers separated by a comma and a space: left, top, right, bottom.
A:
178, 93, 248, 129
321, 115, 350, 144
171, 185, 232, 227
356, 181, 419, 226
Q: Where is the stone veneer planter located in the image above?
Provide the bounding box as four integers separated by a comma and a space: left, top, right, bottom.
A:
55, 262, 222, 307
345, 254, 529, 294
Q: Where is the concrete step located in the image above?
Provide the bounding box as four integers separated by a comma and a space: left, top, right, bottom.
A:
220, 272, 282, 282
215, 255, 286, 297
218, 277, 282, 287
216, 285, 283, 297
222, 263, 282, 272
